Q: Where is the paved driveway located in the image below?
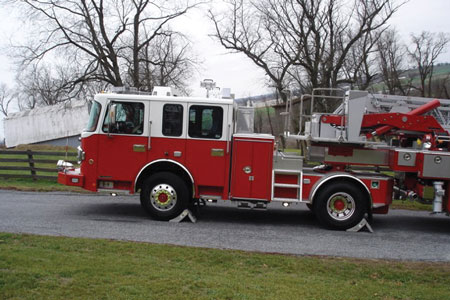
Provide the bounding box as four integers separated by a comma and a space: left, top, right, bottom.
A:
1, 190, 450, 261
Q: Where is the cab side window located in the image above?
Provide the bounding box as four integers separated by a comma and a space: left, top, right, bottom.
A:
188, 106, 223, 139
162, 104, 183, 137
102, 102, 144, 135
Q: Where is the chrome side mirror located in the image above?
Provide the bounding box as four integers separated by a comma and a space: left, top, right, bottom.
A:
108, 103, 117, 136
110, 104, 117, 125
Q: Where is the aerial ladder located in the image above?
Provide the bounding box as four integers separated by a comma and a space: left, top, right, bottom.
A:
283, 89, 450, 217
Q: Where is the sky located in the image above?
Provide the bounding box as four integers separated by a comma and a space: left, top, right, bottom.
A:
0, 0, 450, 139
177, 0, 450, 97
1, 0, 450, 97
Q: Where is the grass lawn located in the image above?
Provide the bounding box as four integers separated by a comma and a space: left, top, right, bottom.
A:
1, 233, 450, 300
0, 178, 87, 193
391, 199, 432, 211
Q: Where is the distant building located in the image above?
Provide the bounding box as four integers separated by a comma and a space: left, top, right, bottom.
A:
4, 100, 89, 148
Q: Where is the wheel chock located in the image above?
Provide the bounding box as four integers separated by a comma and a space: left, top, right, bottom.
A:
170, 209, 197, 223
346, 218, 373, 233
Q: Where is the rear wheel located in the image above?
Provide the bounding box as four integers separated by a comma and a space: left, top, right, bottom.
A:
313, 181, 368, 230
140, 172, 189, 221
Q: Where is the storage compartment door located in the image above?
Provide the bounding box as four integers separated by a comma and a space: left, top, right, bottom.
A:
231, 137, 273, 200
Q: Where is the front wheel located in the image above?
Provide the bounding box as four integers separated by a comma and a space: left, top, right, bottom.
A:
313, 181, 368, 230
140, 172, 189, 221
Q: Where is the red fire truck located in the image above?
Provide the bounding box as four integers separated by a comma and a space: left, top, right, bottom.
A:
58, 87, 450, 230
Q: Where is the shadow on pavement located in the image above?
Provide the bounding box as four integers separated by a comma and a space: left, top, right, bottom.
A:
70, 198, 450, 234
73, 199, 319, 228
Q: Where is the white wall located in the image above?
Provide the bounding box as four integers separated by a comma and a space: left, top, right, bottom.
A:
4, 100, 89, 148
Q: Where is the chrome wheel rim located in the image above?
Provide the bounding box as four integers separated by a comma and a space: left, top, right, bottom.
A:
326, 192, 355, 221
150, 183, 177, 211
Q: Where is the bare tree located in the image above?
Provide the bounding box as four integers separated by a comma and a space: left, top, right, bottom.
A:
0, 84, 14, 117
292, 0, 401, 89
15, 64, 80, 109
430, 74, 450, 99
211, 0, 403, 100
210, 0, 297, 102
343, 31, 380, 91
376, 28, 408, 95
7, 0, 201, 97
126, 31, 198, 94
407, 31, 450, 97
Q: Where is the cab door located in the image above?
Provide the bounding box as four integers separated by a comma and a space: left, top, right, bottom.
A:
146, 101, 187, 166
97, 100, 148, 189
185, 103, 231, 199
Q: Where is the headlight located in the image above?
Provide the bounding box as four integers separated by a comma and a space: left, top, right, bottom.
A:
57, 160, 74, 171
77, 146, 85, 164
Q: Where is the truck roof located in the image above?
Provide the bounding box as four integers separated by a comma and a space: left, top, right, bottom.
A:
94, 92, 235, 105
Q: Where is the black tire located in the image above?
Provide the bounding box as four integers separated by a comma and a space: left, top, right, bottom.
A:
313, 181, 368, 230
306, 203, 313, 211
140, 172, 189, 221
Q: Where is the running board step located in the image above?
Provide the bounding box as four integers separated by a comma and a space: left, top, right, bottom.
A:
272, 197, 301, 202
273, 183, 301, 188
273, 169, 302, 174
199, 195, 222, 201
237, 201, 267, 210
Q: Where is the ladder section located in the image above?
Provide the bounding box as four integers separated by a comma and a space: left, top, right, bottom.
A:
369, 93, 450, 132
272, 152, 303, 202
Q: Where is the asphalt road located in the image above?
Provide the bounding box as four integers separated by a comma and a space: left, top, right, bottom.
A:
1, 190, 450, 262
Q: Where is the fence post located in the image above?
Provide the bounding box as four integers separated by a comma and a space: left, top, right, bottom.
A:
27, 150, 37, 181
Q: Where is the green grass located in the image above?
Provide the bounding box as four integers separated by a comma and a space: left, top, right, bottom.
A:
0, 177, 87, 193
282, 148, 302, 155
391, 199, 432, 211
1, 233, 450, 300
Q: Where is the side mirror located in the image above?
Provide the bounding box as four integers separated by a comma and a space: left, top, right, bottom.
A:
108, 103, 117, 136
110, 104, 117, 124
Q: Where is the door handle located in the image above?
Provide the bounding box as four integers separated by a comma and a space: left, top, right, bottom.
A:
148, 121, 152, 150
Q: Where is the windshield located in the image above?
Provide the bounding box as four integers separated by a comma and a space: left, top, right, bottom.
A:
85, 101, 102, 132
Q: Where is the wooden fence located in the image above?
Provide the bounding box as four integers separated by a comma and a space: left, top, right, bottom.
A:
0, 150, 78, 181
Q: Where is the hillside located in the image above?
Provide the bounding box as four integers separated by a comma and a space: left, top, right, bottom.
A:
403, 63, 450, 80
